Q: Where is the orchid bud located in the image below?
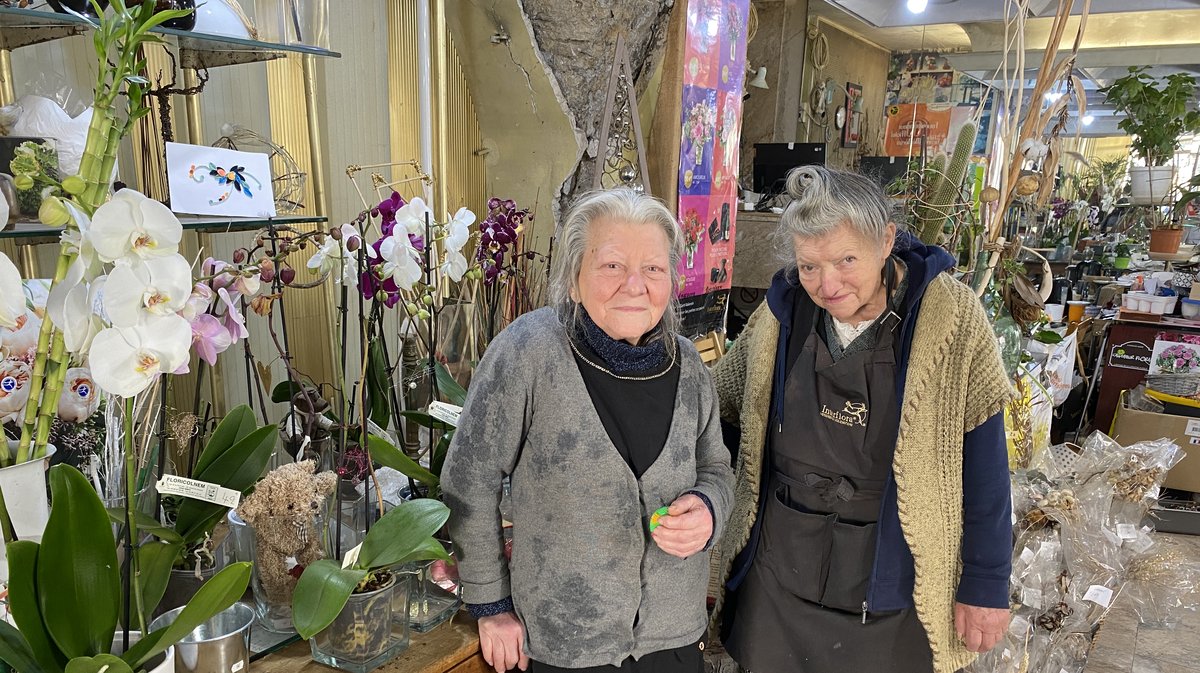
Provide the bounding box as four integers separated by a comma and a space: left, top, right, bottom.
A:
422, 294, 434, 306
346, 236, 361, 252
405, 302, 419, 316
280, 267, 297, 285
13, 175, 33, 191
38, 196, 70, 226
298, 240, 308, 250
259, 258, 276, 283
417, 309, 431, 320
233, 248, 247, 263
375, 290, 388, 302
61, 175, 86, 195
330, 227, 343, 240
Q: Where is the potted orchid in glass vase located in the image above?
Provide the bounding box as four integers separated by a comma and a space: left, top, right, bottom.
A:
681, 208, 705, 269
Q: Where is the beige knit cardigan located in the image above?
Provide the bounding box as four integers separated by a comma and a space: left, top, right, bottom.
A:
709, 273, 1014, 673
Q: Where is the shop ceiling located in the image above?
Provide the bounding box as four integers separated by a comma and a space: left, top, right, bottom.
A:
808, 0, 1200, 137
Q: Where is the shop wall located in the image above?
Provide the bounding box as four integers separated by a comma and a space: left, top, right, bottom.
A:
739, 0, 808, 185
799, 19, 889, 170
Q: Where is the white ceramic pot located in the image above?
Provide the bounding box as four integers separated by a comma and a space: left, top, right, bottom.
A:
0, 443, 57, 584
1130, 165, 1176, 205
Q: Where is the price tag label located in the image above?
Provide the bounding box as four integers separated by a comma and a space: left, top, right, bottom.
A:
1101, 527, 1121, 546
1117, 523, 1138, 540
231, 661, 245, 673
157, 475, 240, 509
429, 401, 462, 427
1010, 615, 1032, 635
1019, 547, 1035, 565
1083, 584, 1114, 607
1129, 533, 1156, 554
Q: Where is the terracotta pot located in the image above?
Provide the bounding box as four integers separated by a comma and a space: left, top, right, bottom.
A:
1150, 228, 1185, 254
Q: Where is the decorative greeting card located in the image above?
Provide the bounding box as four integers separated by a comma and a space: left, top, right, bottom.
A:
166, 142, 276, 218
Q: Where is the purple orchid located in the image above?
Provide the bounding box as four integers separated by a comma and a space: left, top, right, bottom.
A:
377, 191, 406, 237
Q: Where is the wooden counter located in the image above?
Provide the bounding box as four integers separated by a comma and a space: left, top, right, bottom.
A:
252, 616, 488, 673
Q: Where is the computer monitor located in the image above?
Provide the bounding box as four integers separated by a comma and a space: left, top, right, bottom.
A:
752, 143, 825, 194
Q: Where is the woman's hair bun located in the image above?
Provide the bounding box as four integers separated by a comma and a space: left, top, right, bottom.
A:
784, 165, 828, 203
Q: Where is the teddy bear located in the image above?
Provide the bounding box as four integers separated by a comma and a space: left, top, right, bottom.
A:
236, 459, 337, 606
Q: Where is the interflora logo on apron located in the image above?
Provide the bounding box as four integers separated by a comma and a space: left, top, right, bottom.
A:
820, 399, 868, 427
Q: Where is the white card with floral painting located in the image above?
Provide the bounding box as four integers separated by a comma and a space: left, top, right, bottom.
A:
1149, 338, 1200, 374
166, 142, 276, 218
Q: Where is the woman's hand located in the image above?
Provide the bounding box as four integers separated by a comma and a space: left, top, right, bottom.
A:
954, 602, 1009, 653
651, 493, 713, 558
478, 612, 529, 673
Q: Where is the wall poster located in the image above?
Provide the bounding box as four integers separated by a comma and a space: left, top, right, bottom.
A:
676, 0, 749, 336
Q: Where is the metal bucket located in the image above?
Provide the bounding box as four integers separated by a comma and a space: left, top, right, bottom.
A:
149, 602, 254, 673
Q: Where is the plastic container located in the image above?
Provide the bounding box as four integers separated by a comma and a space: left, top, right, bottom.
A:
1045, 303, 1065, 322
1182, 298, 1200, 319
1067, 300, 1088, 322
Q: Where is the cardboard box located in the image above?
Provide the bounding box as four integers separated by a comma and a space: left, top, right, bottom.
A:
1110, 392, 1200, 493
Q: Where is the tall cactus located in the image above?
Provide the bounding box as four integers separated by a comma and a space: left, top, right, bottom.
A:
916, 122, 978, 245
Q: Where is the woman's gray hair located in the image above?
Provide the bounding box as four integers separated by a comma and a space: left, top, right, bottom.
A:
549, 188, 684, 345
776, 165, 901, 266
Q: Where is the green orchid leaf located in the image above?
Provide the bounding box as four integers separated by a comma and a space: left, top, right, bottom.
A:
397, 411, 452, 432
430, 434, 452, 482
6, 542, 65, 673
65, 654, 133, 673
194, 405, 257, 475
433, 362, 467, 406
175, 424, 276, 542
358, 498, 449, 569
367, 340, 393, 429
0, 621, 48, 673
1033, 330, 1064, 345
122, 563, 251, 670
291, 560, 368, 640
137, 542, 184, 620
367, 435, 438, 488
104, 508, 182, 544
391, 537, 453, 566
38, 466, 120, 659
270, 381, 303, 404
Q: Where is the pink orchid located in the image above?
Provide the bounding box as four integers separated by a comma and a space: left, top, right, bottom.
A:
203, 257, 234, 292
191, 314, 233, 366
179, 283, 215, 322
217, 288, 248, 341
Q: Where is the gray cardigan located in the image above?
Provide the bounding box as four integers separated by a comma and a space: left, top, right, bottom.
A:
442, 307, 734, 668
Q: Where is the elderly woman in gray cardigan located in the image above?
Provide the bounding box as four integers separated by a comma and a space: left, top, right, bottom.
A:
442, 188, 733, 673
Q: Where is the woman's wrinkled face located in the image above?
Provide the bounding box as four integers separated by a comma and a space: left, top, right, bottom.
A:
793, 221, 895, 324
571, 218, 673, 345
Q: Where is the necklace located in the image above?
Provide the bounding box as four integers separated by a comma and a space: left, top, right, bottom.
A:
567, 336, 677, 381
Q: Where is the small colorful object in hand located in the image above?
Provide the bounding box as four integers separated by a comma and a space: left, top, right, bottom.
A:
649, 506, 670, 532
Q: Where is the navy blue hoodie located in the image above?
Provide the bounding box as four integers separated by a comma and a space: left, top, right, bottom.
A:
725, 231, 1012, 614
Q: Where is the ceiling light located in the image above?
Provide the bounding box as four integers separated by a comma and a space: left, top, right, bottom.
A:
1082, 114, 1095, 126
1044, 92, 1064, 103
907, 0, 928, 13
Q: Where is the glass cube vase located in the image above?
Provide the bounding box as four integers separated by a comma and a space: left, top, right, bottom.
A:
401, 540, 461, 633
310, 573, 412, 673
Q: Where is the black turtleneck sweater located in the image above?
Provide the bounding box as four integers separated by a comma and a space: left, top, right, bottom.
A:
570, 320, 681, 479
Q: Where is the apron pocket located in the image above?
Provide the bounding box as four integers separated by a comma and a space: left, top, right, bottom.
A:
820, 519, 878, 613
760, 486, 836, 604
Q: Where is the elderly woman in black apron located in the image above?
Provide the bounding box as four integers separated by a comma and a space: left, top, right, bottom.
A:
710, 166, 1014, 673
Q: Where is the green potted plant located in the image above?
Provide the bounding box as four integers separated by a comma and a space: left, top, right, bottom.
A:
0, 464, 251, 673
123, 404, 277, 615
1114, 242, 1132, 269
1100, 67, 1200, 205
292, 498, 451, 672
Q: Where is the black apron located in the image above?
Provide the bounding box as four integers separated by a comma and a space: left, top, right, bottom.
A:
726, 287, 934, 673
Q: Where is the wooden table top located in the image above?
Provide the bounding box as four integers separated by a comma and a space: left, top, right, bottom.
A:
251, 615, 486, 673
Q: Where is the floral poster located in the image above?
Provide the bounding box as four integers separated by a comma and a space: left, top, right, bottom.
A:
1149, 339, 1200, 375
676, 0, 748, 336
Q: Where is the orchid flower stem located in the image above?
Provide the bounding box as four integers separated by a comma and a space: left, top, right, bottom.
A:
125, 396, 147, 635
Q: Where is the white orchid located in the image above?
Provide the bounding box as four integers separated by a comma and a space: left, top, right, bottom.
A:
379, 234, 422, 291
307, 224, 374, 287
0, 252, 24, 329
0, 358, 31, 424
57, 367, 100, 423
179, 283, 215, 322
46, 258, 106, 355
439, 207, 475, 282
395, 197, 434, 237
90, 315, 192, 397
103, 254, 193, 328
90, 189, 183, 264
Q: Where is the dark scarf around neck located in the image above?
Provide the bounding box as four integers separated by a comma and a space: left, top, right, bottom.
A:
575, 307, 670, 375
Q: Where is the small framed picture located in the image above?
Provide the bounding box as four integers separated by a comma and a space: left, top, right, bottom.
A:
843, 82, 862, 149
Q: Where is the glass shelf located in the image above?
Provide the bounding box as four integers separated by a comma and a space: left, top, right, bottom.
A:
0, 5, 340, 68
0, 214, 328, 244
